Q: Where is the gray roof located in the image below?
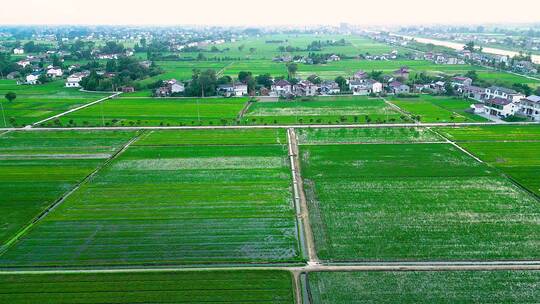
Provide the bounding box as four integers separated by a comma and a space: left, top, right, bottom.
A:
524, 95, 540, 103
487, 86, 517, 95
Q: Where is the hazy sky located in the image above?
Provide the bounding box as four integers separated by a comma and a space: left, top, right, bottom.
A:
2, 0, 539, 26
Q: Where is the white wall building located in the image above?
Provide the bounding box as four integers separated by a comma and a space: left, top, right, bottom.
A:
519, 95, 540, 121
13, 48, 24, 55
485, 86, 524, 102
47, 68, 63, 78
25, 74, 40, 85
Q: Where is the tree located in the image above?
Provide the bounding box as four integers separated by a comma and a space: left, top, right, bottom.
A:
444, 82, 455, 96
286, 63, 298, 79
464, 41, 476, 52
255, 74, 273, 88
249, 48, 256, 54
238, 45, 245, 52
238, 71, 252, 83
5, 92, 16, 102
335, 76, 348, 91
307, 74, 321, 85
464, 70, 478, 82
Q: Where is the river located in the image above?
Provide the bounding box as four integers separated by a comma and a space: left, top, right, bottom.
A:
397, 35, 540, 64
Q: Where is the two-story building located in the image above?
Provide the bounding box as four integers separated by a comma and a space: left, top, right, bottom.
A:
519, 95, 540, 121
484, 86, 524, 102
484, 98, 519, 118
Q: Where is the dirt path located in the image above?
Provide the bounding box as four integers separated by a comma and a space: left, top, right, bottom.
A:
236, 100, 253, 120
288, 128, 319, 264
0, 131, 144, 254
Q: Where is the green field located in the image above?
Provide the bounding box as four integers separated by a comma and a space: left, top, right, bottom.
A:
0, 130, 137, 246
243, 97, 409, 125
0, 270, 295, 303
52, 97, 248, 127
0, 80, 109, 127
389, 95, 487, 123
307, 271, 540, 303
0, 129, 301, 266
297, 127, 443, 144
301, 142, 540, 261
437, 126, 540, 196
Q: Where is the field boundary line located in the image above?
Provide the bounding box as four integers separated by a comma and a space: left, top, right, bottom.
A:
427, 127, 484, 163
28, 92, 122, 128
0, 131, 143, 255
288, 128, 319, 264
383, 98, 416, 123
3, 261, 540, 275
237, 99, 253, 120
3, 121, 539, 132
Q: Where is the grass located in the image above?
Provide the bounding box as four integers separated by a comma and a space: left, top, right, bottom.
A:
0, 130, 137, 246
0, 80, 109, 127
436, 125, 540, 141
307, 271, 540, 303
436, 125, 540, 196
0, 132, 300, 267
300, 143, 540, 261
0, 270, 295, 303
243, 97, 409, 125
52, 97, 248, 127
297, 127, 443, 144
389, 95, 487, 123
136, 129, 287, 146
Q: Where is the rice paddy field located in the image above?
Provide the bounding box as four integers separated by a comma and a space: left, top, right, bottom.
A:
307, 271, 540, 303
296, 127, 443, 144
0, 270, 295, 304
0, 80, 109, 127
0, 129, 301, 267
51, 97, 248, 127
243, 97, 409, 125
388, 95, 488, 123
300, 136, 540, 261
0, 130, 137, 247
437, 125, 540, 196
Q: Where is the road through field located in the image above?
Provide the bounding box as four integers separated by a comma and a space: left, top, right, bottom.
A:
288, 128, 319, 264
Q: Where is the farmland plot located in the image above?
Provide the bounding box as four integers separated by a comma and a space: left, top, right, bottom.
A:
0, 270, 294, 304
0, 131, 137, 246
307, 271, 540, 304
436, 125, 540, 142
0, 133, 301, 266
53, 97, 247, 127
243, 97, 407, 125
300, 143, 540, 261
297, 127, 443, 144
389, 96, 484, 123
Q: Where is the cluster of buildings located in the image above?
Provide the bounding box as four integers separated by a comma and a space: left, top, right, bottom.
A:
155, 79, 185, 97
272, 54, 341, 64
456, 83, 540, 120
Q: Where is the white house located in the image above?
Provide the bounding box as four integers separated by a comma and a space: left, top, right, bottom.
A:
233, 83, 248, 96
17, 60, 31, 68
25, 73, 40, 85
328, 54, 341, 62
485, 86, 524, 102
171, 83, 185, 94
484, 98, 519, 118
65, 72, 88, 88
46, 68, 63, 78
365, 79, 383, 94
13, 48, 24, 55
470, 103, 485, 114
271, 80, 292, 96
519, 95, 540, 121
451, 77, 473, 87
388, 81, 410, 94
320, 81, 340, 95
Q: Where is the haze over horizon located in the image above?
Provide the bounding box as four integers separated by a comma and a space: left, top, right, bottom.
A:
1, 0, 539, 27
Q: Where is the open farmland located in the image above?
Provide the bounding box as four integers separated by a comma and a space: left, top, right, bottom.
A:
297, 127, 443, 144
300, 142, 540, 261
0, 80, 109, 127
243, 97, 409, 125
389, 95, 487, 123
52, 97, 248, 127
437, 125, 540, 195
0, 129, 301, 267
0, 270, 295, 304
307, 271, 540, 303
0, 130, 137, 247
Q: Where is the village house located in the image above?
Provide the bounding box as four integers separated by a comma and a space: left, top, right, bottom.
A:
484, 86, 524, 102
319, 80, 340, 95
461, 85, 486, 101
353, 70, 369, 80
271, 79, 292, 97
519, 95, 540, 121
13, 48, 24, 55
393, 67, 410, 80
121, 86, 135, 93
65, 72, 88, 88
484, 98, 519, 118
25, 73, 40, 85
328, 54, 341, 62
17, 59, 31, 68
165, 79, 185, 94
294, 80, 318, 96
46, 68, 63, 78
217, 82, 247, 97
233, 83, 248, 96
451, 76, 473, 87
365, 79, 383, 94
470, 103, 485, 114
388, 81, 410, 94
